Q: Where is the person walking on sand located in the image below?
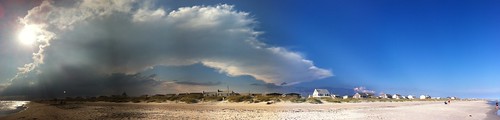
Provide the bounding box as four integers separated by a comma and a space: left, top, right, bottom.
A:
496, 101, 498, 110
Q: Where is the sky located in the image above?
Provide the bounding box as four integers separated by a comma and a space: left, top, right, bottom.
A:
0, 0, 499, 99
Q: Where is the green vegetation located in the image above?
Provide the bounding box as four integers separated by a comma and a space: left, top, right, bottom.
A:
306, 98, 323, 104
227, 95, 253, 102
283, 97, 306, 103
203, 96, 224, 102
56, 92, 452, 105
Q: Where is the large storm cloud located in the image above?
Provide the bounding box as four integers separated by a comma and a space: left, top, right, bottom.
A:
2, 0, 332, 97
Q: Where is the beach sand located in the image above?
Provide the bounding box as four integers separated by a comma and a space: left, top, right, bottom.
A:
1, 100, 498, 120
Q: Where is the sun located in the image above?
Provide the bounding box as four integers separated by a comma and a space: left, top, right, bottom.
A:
18, 25, 37, 45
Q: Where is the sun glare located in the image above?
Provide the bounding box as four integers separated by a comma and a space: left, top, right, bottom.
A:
18, 25, 37, 45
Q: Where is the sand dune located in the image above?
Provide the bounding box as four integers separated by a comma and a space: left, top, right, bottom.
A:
1, 100, 498, 120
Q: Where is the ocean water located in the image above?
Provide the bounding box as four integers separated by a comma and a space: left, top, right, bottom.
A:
0, 101, 29, 116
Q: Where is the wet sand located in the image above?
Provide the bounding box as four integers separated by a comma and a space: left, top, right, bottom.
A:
1, 100, 498, 120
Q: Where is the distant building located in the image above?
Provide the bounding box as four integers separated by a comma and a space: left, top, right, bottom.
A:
266, 93, 283, 97
218, 90, 237, 96
353, 93, 373, 99
202, 89, 237, 97
239, 93, 263, 97
353, 93, 361, 99
420, 95, 431, 99
202, 91, 218, 97
401, 96, 408, 99
392, 94, 402, 99
407, 95, 415, 99
353, 93, 367, 99
380, 94, 393, 99
331, 94, 339, 99
342, 95, 350, 99
311, 89, 331, 98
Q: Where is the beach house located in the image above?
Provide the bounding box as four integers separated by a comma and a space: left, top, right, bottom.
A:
311, 89, 331, 98
353, 93, 370, 99
420, 95, 431, 99
239, 93, 263, 97
342, 95, 350, 99
407, 95, 415, 99
266, 93, 283, 97
352, 93, 373, 99
392, 94, 403, 99
380, 93, 392, 99
202, 91, 218, 97
401, 96, 408, 99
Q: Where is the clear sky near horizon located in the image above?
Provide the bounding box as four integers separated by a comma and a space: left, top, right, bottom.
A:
0, 0, 499, 99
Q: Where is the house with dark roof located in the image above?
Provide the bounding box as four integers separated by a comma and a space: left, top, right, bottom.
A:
311, 89, 331, 98
380, 93, 392, 99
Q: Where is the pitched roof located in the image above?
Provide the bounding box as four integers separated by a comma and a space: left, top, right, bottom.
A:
314, 89, 330, 94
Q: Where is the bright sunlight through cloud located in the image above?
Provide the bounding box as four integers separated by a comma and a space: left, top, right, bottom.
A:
18, 25, 37, 46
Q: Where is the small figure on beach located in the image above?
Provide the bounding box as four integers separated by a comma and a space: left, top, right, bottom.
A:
444, 101, 447, 105
448, 99, 451, 104
496, 101, 498, 110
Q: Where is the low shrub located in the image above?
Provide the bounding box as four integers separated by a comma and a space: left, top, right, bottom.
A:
307, 98, 323, 104
203, 96, 224, 102
321, 97, 341, 103
289, 98, 306, 103
253, 96, 272, 103
180, 97, 198, 104
227, 95, 253, 102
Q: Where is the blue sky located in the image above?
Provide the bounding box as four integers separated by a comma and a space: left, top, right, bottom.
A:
1, 0, 499, 98
158, 0, 500, 98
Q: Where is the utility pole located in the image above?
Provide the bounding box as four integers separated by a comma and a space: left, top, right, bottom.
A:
227, 85, 230, 96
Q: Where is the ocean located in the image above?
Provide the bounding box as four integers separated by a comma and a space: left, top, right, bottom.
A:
0, 101, 29, 117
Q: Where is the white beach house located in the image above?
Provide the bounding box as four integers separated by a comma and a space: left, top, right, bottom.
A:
353, 93, 371, 99
420, 95, 431, 99
392, 94, 402, 99
380, 93, 392, 99
407, 95, 415, 99
342, 95, 349, 99
311, 89, 331, 98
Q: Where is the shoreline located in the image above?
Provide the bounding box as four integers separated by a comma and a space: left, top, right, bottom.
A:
2, 100, 499, 120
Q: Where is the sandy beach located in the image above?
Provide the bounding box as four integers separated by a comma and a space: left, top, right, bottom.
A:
1, 100, 498, 120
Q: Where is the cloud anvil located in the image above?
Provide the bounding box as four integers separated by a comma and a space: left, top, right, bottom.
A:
2, 0, 331, 97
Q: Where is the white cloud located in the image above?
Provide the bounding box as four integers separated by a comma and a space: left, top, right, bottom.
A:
13, 0, 332, 87
354, 86, 375, 94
